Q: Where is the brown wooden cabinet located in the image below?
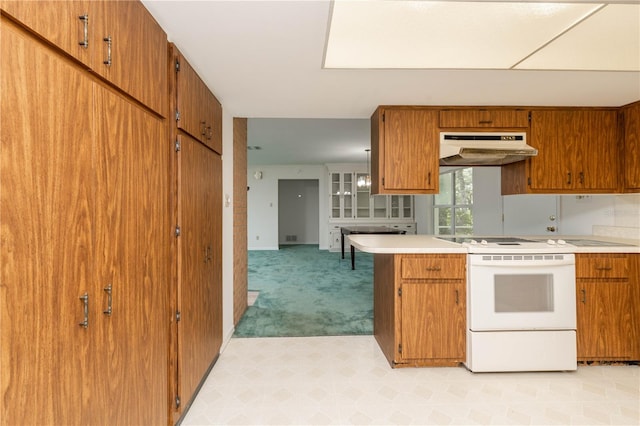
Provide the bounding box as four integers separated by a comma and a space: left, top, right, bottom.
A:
575, 254, 637, 361
502, 108, 620, 194
439, 108, 529, 129
371, 107, 439, 194
169, 44, 223, 422
622, 101, 640, 191
1, 16, 170, 425
0, 0, 168, 117
176, 133, 222, 416
374, 254, 466, 367
176, 49, 223, 154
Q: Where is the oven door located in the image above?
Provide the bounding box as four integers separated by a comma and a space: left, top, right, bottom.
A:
468, 253, 576, 331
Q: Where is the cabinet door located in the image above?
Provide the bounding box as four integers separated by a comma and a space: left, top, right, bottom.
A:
529, 110, 578, 191
0, 0, 95, 67
204, 89, 223, 154
400, 282, 465, 360
576, 281, 632, 359
330, 172, 341, 218
623, 102, 640, 190
1, 1, 168, 117
439, 109, 529, 128
342, 172, 353, 218
96, 0, 168, 117
578, 110, 618, 190
529, 110, 619, 192
176, 50, 221, 151
93, 86, 169, 425
355, 173, 371, 218
178, 134, 222, 411
381, 109, 439, 192
1, 20, 95, 425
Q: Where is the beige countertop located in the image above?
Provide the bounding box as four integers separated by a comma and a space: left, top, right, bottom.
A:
348, 234, 640, 254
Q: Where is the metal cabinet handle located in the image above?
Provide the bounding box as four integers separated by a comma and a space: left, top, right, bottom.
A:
478, 120, 493, 125
79, 293, 89, 328
579, 172, 584, 184
425, 266, 441, 272
595, 266, 613, 271
427, 172, 431, 186
581, 288, 586, 304
103, 36, 112, 66
207, 126, 213, 140
103, 284, 112, 316
455, 289, 459, 305
567, 172, 572, 185
78, 14, 89, 48
200, 121, 207, 137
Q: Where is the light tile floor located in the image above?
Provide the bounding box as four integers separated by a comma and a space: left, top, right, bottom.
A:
181, 336, 639, 425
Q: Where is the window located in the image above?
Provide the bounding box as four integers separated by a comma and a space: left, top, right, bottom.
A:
434, 168, 473, 235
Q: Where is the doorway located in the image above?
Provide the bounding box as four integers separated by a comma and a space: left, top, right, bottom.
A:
278, 179, 319, 245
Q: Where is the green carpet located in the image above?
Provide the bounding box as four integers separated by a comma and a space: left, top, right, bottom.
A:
233, 244, 374, 337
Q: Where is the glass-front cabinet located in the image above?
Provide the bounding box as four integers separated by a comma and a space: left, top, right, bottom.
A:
390, 195, 413, 219
330, 171, 414, 220
330, 172, 354, 219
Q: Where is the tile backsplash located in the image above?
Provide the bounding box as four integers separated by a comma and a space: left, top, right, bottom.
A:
593, 194, 640, 240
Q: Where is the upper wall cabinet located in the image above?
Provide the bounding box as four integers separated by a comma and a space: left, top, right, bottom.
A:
439, 108, 529, 129
0, 0, 168, 117
174, 47, 223, 154
622, 101, 640, 192
371, 107, 439, 195
502, 108, 620, 194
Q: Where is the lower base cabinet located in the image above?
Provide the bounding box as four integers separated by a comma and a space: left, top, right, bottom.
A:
374, 254, 466, 367
576, 253, 639, 361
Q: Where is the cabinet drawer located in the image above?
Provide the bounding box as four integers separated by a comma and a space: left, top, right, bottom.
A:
439, 109, 529, 128
401, 255, 465, 280
576, 254, 629, 279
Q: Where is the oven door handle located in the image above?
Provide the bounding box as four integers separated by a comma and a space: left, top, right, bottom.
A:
469, 259, 575, 267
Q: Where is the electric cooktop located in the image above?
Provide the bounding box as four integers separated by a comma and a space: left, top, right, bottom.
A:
436, 236, 536, 245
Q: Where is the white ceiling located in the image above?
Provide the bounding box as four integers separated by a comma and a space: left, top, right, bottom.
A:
141, 0, 640, 165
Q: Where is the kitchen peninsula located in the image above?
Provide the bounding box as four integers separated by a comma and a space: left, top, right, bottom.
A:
349, 234, 640, 370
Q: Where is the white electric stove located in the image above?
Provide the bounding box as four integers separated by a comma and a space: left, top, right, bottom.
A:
438, 236, 578, 372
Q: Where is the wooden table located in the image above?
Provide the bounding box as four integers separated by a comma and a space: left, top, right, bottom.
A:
341, 226, 407, 269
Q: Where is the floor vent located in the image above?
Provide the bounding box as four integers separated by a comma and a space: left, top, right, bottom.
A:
285, 235, 297, 242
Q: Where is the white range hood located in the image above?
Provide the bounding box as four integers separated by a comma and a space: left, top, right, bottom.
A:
439, 132, 537, 166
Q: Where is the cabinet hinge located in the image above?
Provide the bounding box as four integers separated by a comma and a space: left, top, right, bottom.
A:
175, 110, 181, 122
528, 111, 531, 123
176, 311, 181, 322
398, 344, 402, 354
398, 287, 402, 297
175, 58, 180, 72
175, 226, 181, 237
175, 395, 181, 408
175, 139, 181, 152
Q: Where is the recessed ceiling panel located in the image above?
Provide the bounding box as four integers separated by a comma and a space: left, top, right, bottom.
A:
515, 4, 640, 70
324, 0, 603, 69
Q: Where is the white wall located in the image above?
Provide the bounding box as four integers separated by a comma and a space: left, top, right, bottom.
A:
247, 165, 328, 250
558, 194, 616, 234
221, 110, 235, 345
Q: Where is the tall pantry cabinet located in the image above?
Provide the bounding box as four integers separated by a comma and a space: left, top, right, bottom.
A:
1, 4, 171, 426
169, 45, 223, 423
